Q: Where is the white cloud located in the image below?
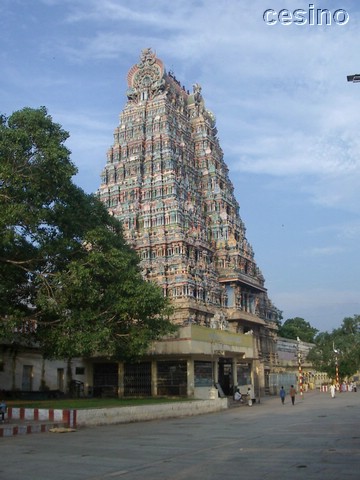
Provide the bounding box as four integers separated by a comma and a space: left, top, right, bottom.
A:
304, 246, 345, 256
308, 221, 360, 241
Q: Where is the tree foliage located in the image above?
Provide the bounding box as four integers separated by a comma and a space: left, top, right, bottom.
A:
0, 107, 175, 360
278, 317, 318, 343
307, 315, 360, 381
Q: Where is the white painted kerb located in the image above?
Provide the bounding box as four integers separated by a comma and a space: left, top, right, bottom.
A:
76, 398, 228, 427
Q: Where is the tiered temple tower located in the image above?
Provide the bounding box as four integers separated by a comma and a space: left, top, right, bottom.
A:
98, 49, 280, 365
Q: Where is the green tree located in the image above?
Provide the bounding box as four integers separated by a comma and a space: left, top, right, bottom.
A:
0, 107, 175, 360
278, 317, 318, 343
307, 315, 360, 381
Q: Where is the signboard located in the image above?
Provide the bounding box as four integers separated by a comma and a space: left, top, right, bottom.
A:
214, 382, 226, 398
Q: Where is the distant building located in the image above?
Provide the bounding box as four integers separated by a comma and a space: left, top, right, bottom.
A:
96, 49, 281, 399
269, 337, 326, 395
0, 342, 86, 398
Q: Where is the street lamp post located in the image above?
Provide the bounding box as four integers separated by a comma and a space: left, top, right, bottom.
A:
333, 347, 340, 388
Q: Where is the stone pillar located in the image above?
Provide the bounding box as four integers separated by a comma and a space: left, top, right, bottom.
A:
187, 358, 195, 397
151, 360, 158, 397
85, 362, 93, 397
253, 360, 264, 403
213, 358, 219, 384
118, 362, 124, 398
232, 357, 238, 393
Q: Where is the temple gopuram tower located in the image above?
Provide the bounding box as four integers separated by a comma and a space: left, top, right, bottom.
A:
98, 49, 281, 398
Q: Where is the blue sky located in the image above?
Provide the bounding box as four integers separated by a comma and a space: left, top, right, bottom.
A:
1, 0, 360, 333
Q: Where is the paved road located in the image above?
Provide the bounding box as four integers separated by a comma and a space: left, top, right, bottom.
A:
1, 390, 359, 479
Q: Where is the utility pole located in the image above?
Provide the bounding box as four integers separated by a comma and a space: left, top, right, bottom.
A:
335, 354, 339, 387
297, 337, 303, 398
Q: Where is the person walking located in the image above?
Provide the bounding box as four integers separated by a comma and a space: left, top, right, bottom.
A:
289, 385, 297, 405
280, 386, 286, 405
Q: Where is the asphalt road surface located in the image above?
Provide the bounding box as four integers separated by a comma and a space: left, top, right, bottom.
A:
1, 389, 359, 480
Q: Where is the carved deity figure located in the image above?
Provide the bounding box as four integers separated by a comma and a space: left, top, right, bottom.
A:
193, 83, 202, 104
139, 48, 156, 67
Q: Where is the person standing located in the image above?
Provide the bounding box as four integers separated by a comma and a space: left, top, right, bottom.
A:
0, 399, 7, 422
247, 386, 255, 406
330, 384, 336, 398
289, 385, 297, 405
280, 386, 286, 405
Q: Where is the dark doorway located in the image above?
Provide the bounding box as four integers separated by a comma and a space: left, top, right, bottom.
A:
218, 358, 233, 395
93, 363, 118, 397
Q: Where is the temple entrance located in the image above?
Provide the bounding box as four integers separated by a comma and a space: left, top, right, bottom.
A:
218, 358, 233, 396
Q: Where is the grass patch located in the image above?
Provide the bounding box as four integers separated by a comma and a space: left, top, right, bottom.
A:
7, 397, 194, 409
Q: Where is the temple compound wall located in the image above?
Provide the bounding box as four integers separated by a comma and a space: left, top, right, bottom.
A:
96, 48, 282, 399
